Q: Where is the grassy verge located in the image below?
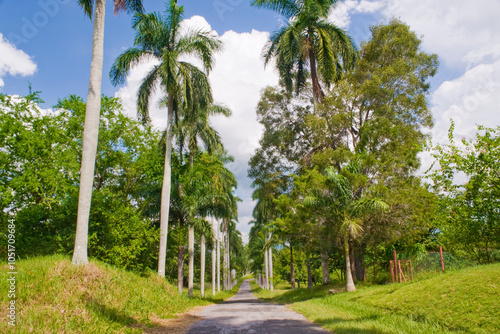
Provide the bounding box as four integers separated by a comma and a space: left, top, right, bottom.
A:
251, 263, 500, 333
0, 255, 240, 333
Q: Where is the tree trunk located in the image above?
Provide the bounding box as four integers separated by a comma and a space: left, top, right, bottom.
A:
268, 245, 274, 291
188, 225, 194, 298
264, 243, 269, 290
211, 217, 216, 295
216, 218, 220, 292
201, 233, 205, 298
226, 220, 231, 289
222, 220, 227, 291
345, 235, 356, 292
307, 254, 313, 289
354, 245, 365, 282
178, 244, 185, 293
157, 95, 174, 276
290, 243, 295, 290
72, 0, 106, 266
349, 240, 356, 282
308, 46, 325, 104
321, 248, 331, 284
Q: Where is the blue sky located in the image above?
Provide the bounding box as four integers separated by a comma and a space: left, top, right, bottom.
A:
1, 0, 499, 242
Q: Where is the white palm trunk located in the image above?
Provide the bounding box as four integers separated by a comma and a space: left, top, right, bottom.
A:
264, 241, 269, 290
211, 216, 216, 295
216, 218, 221, 292
157, 95, 174, 277
188, 225, 194, 297
345, 236, 356, 292
268, 245, 274, 291
226, 225, 231, 289
200, 233, 206, 298
72, 0, 106, 266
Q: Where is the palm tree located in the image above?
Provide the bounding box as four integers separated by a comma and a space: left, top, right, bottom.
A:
72, 0, 143, 266
109, 0, 222, 277
252, 0, 358, 103
305, 162, 389, 291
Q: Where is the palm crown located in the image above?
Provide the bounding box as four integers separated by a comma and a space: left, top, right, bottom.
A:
253, 0, 358, 103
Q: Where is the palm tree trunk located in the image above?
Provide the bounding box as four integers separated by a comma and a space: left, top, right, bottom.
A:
158, 95, 174, 276
268, 244, 274, 291
72, 0, 106, 266
321, 248, 331, 284
264, 241, 269, 290
345, 235, 356, 292
290, 243, 295, 290
222, 219, 227, 291
216, 218, 221, 292
212, 217, 216, 295
308, 46, 325, 104
225, 219, 231, 289
188, 225, 194, 298
200, 233, 205, 298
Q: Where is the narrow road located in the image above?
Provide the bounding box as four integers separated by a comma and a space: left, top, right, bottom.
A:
186, 280, 329, 334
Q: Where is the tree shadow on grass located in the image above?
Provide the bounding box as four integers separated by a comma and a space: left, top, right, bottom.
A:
86, 298, 137, 327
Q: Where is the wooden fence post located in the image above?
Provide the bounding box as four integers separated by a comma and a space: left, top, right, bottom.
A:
393, 249, 398, 283
440, 246, 445, 273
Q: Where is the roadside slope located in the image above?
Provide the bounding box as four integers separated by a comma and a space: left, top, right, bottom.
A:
0, 255, 238, 333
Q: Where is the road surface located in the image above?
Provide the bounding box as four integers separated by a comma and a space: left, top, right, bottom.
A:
186, 280, 329, 334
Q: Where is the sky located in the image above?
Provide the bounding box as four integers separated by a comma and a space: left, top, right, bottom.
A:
1, 0, 499, 243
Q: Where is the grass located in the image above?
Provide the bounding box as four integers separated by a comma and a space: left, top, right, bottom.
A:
0, 255, 241, 333
251, 263, 500, 333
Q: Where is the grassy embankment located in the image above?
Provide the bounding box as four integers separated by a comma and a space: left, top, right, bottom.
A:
251, 263, 499, 333
0, 255, 241, 333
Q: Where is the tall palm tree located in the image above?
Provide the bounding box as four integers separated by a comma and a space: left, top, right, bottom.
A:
252, 0, 357, 103
73, 0, 143, 266
109, 0, 222, 276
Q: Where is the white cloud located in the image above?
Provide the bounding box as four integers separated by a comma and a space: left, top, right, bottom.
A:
0, 33, 37, 87
115, 17, 279, 234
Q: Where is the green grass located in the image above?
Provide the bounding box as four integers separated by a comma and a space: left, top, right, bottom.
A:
251, 263, 500, 333
0, 255, 241, 333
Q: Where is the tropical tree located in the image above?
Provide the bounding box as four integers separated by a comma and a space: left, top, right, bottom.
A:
109, 0, 222, 276
305, 162, 389, 291
252, 0, 358, 103
72, 0, 144, 266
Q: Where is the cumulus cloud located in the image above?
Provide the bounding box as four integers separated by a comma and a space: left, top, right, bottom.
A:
0, 33, 37, 87
115, 16, 279, 241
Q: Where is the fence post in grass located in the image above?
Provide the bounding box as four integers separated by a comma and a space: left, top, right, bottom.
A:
390, 260, 394, 283
440, 246, 445, 273
393, 249, 398, 282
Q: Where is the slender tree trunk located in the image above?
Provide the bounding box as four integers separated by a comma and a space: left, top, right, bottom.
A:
211, 217, 216, 295
268, 244, 274, 291
307, 254, 313, 289
264, 232, 269, 290
201, 233, 205, 298
345, 235, 356, 292
308, 46, 325, 104
223, 218, 228, 290
290, 243, 295, 290
188, 225, 194, 298
216, 218, 220, 292
226, 220, 231, 289
158, 95, 174, 276
321, 248, 331, 284
72, 0, 106, 266
178, 244, 185, 293
349, 240, 356, 282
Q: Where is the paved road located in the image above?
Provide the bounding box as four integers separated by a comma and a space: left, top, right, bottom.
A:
186, 280, 329, 334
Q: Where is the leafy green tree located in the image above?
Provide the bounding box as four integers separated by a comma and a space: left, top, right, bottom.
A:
73, 0, 144, 266
252, 0, 358, 103
0, 94, 162, 272
109, 0, 222, 277
428, 123, 500, 263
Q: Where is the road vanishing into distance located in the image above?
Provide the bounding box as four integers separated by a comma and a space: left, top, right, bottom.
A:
186, 280, 329, 334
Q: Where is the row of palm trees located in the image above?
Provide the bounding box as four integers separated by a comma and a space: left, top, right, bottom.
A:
72, 0, 359, 293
